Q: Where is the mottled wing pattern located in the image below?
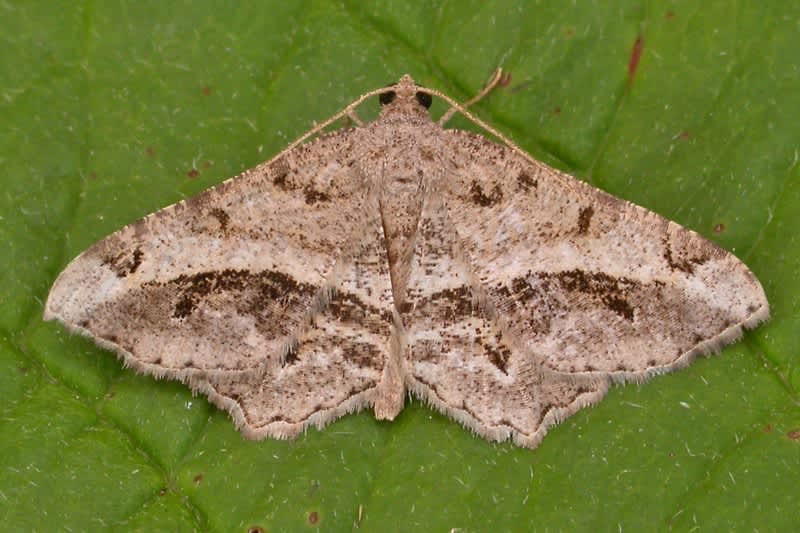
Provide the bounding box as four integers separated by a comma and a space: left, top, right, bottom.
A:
441, 130, 769, 381
195, 207, 395, 438
45, 72, 771, 448
403, 194, 608, 447
45, 129, 383, 387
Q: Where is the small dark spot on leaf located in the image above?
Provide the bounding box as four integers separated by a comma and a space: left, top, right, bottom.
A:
628, 35, 644, 81
145, 146, 156, 157
187, 168, 200, 179
763, 424, 773, 433
665, 10, 676, 20
497, 71, 512, 87
787, 429, 800, 440
678, 130, 691, 140
201, 86, 212, 96
193, 473, 203, 485
509, 79, 533, 94
308, 511, 319, 525
553, 106, 561, 115
248, 527, 265, 533
713, 222, 726, 234
158, 487, 167, 496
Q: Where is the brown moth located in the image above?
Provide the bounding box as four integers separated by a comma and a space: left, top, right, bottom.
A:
45, 70, 769, 449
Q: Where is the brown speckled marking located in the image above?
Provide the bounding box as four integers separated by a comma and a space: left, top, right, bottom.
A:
516, 170, 537, 192
469, 180, 503, 207
209, 207, 230, 231
45, 70, 769, 450
662, 235, 712, 275
412, 286, 473, 323
304, 188, 330, 204
165, 268, 315, 320
507, 270, 636, 322
484, 331, 512, 373
576, 206, 594, 235
663, 240, 695, 274
102, 247, 144, 278
272, 171, 288, 190
555, 269, 635, 321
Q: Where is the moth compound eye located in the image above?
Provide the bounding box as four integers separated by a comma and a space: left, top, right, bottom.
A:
415, 91, 432, 109
379, 90, 396, 106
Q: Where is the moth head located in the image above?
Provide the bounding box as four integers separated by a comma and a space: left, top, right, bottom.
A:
378, 75, 433, 118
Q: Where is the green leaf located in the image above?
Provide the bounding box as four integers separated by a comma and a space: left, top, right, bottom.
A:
3, 1, 798, 530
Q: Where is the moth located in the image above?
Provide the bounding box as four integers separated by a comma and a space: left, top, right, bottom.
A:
45, 70, 769, 449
